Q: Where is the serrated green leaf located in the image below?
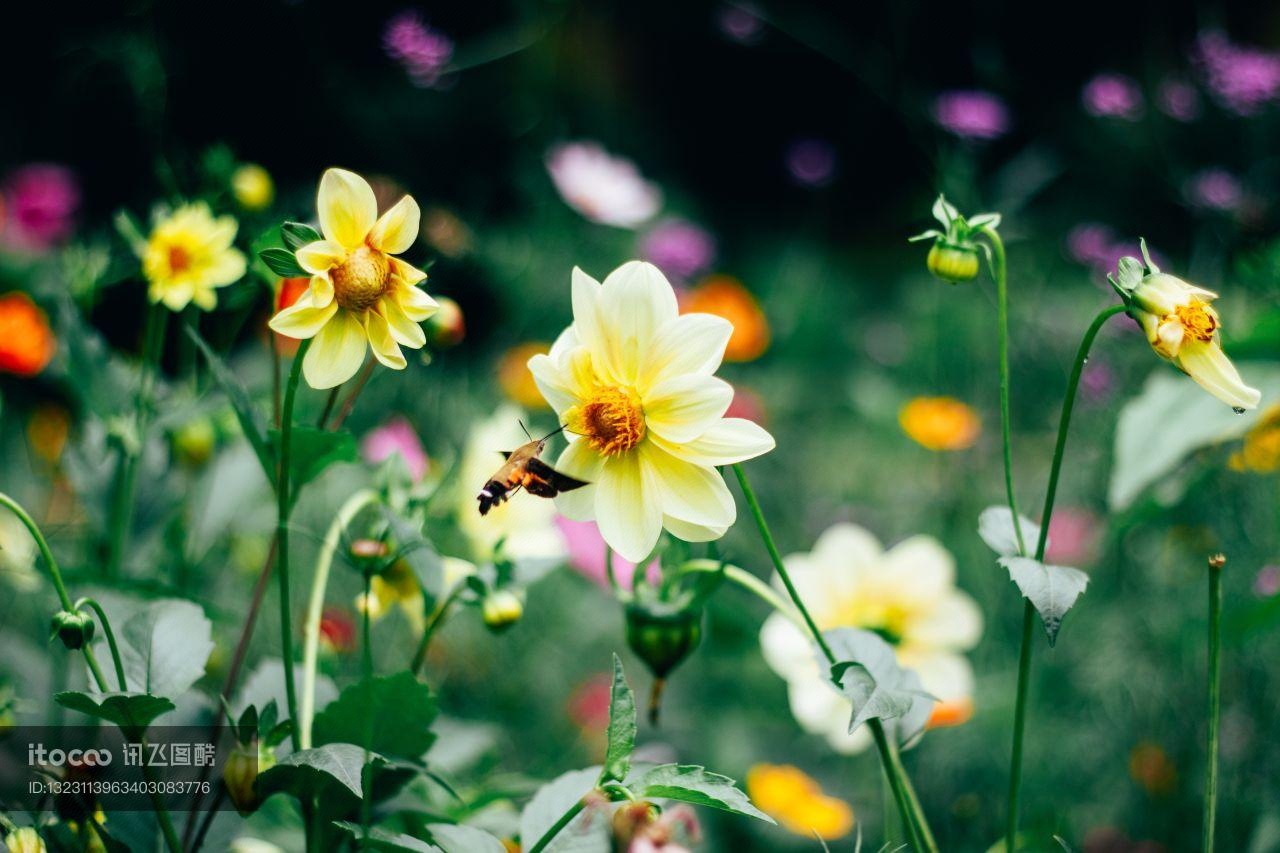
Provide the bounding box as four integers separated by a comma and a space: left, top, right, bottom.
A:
334, 822, 439, 851
520, 767, 604, 853
257, 742, 378, 804
825, 628, 935, 747
259, 247, 307, 278
281, 221, 322, 252
427, 824, 507, 853
600, 655, 636, 784
634, 763, 773, 823
107, 599, 214, 699
1000, 557, 1090, 646
55, 692, 175, 742
313, 672, 438, 760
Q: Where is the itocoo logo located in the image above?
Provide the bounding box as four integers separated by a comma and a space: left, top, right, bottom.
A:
28, 743, 113, 767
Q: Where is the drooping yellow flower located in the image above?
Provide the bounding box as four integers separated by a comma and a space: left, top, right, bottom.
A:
269, 168, 438, 389
1229, 403, 1280, 473
745, 764, 855, 841
899, 396, 981, 451
528, 261, 776, 562
142, 203, 247, 311
1112, 243, 1260, 410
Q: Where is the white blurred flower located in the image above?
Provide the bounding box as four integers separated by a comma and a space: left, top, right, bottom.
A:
760, 523, 982, 753
0, 510, 38, 591
545, 142, 662, 228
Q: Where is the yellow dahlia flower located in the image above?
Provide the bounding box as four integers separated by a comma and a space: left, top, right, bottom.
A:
529, 261, 775, 563
142, 203, 246, 311
268, 168, 438, 389
1112, 242, 1260, 411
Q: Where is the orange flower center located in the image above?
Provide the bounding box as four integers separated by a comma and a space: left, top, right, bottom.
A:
1173, 299, 1218, 343
168, 245, 192, 274
331, 244, 391, 311
571, 386, 645, 455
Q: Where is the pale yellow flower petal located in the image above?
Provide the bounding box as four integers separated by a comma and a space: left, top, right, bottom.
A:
641, 442, 735, 529
317, 168, 377, 250
393, 282, 439, 322
365, 309, 407, 370
153, 280, 195, 311
379, 296, 427, 348
553, 439, 604, 521
662, 514, 729, 543
296, 240, 347, 275
191, 286, 218, 312
1176, 339, 1262, 410
642, 374, 733, 444
310, 274, 335, 308
593, 451, 661, 563
908, 593, 983, 651
649, 417, 775, 467
570, 267, 618, 383
200, 247, 247, 289
368, 195, 421, 255
637, 312, 733, 393
302, 309, 367, 388
598, 261, 679, 384
269, 294, 339, 339
392, 257, 428, 286
529, 348, 592, 414
875, 535, 955, 604
810, 523, 883, 572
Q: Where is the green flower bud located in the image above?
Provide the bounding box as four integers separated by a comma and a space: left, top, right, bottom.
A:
223, 743, 274, 815
172, 418, 217, 466
481, 589, 524, 632
4, 827, 47, 853
927, 241, 980, 284
624, 604, 702, 680
50, 611, 95, 651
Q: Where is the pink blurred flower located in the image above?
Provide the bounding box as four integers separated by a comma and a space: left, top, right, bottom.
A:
785, 138, 837, 188
932, 90, 1011, 141
556, 516, 659, 588
361, 417, 429, 481
639, 219, 716, 281
567, 672, 613, 731
1067, 224, 1165, 278
717, 3, 763, 44
2, 164, 79, 251
1195, 30, 1280, 116
383, 11, 454, 88
546, 142, 662, 229
725, 386, 767, 424
1045, 507, 1102, 566
1254, 565, 1280, 597
1082, 74, 1144, 120
1157, 78, 1201, 121
1080, 356, 1116, 405
1184, 168, 1244, 212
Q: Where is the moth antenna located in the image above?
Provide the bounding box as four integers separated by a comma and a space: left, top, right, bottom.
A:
518, 419, 533, 441
539, 423, 569, 441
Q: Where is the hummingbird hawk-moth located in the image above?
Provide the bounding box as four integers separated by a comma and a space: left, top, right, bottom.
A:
476, 424, 589, 515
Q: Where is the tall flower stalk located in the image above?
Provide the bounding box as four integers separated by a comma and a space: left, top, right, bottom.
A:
276, 338, 312, 753
1204, 553, 1225, 853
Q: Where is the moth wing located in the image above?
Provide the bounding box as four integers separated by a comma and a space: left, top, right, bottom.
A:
526, 457, 590, 492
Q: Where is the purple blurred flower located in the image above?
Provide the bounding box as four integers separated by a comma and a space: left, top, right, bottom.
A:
1080, 357, 1116, 405
3, 164, 79, 251
1045, 507, 1102, 566
1082, 74, 1145, 120
1195, 30, 1280, 116
383, 11, 454, 88
1067, 224, 1165, 278
546, 142, 662, 228
1157, 78, 1201, 121
556, 517, 659, 589
639, 219, 716, 281
932, 90, 1011, 141
717, 3, 763, 44
361, 417, 429, 481
1184, 167, 1244, 212
1254, 565, 1280, 597
785, 138, 837, 188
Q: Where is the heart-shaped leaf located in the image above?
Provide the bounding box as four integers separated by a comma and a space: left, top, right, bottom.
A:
519, 766, 603, 853
600, 655, 636, 784
632, 763, 773, 823
54, 691, 175, 742
313, 672, 437, 760
257, 742, 381, 805
106, 599, 214, 699
824, 628, 936, 747
977, 506, 1042, 557
1000, 556, 1090, 645
270, 426, 357, 493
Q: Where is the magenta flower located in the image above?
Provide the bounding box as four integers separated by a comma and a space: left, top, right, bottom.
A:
1195, 31, 1280, 116
556, 516, 659, 588
932, 90, 1011, 141
1184, 168, 1244, 212
1045, 507, 1101, 566
1080, 357, 1116, 406
2, 164, 79, 251
1082, 74, 1145, 120
785, 138, 837, 188
546, 142, 662, 228
1157, 78, 1201, 121
639, 220, 716, 281
1254, 566, 1280, 597
383, 11, 454, 88
361, 417, 429, 481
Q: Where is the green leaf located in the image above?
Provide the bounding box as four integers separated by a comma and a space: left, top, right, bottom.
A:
633, 763, 773, 823
334, 822, 439, 852
257, 742, 377, 804
520, 767, 604, 853
313, 672, 438, 760
825, 628, 935, 747
259, 247, 307, 278
427, 824, 507, 853
977, 506, 1041, 558
106, 599, 214, 698
999, 557, 1090, 646
281, 221, 322, 252
55, 691, 175, 741
185, 324, 275, 481
385, 508, 446, 602
600, 655, 636, 784
270, 426, 357, 493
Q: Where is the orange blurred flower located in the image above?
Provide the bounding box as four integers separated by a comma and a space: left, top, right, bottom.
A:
498, 342, 550, 408
682, 275, 770, 362
27, 404, 70, 464
0, 292, 55, 376
272, 277, 310, 356
927, 696, 974, 729
1229, 403, 1280, 474
745, 763, 854, 841
1128, 741, 1176, 796
899, 396, 981, 451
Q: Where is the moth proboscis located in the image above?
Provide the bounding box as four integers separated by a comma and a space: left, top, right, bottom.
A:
476, 423, 589, 515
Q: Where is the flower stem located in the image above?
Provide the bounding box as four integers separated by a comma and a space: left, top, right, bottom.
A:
410, 583, 465, 676
872, 722, 923, 852
528, 799, 586, 853
674, 559, 804, 629
0, 492, 74, 612
1005, 303, 1125, 850
1204, 554, 1225, 853
75, 598, 127, 691
277, 338, 312, 754
732, 464, 935, 851
982, 226, 1026, 555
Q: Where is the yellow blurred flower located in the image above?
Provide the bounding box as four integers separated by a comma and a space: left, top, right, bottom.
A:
1128, 741, 1176, 795
682, 275, 770, 362
4, 827, 46, 853
0, 507, 39, 591
355, 559, 424, 630
27, 403, 70, 464
231, 163, 274, 210
745, 764, 854, 840
899, 396, 981, 451
142, 203, 246, 311
1229, 403, 1280, 473
268, 168, 438, 389
498, 343, 550, 408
